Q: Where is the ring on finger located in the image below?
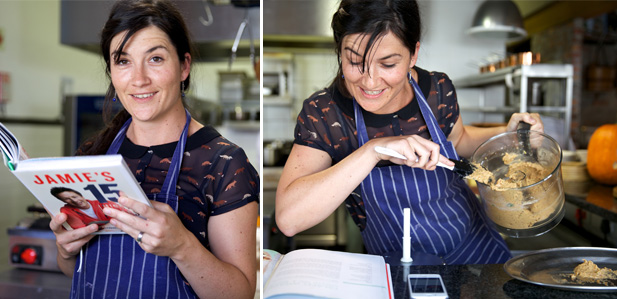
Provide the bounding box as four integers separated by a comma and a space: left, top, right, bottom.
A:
136, 231, 144, 243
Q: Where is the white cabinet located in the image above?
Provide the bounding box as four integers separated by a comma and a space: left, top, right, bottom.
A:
455, 64, 574, 150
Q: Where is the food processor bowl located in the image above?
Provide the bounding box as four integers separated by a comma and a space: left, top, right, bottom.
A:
471, 130, 565, 238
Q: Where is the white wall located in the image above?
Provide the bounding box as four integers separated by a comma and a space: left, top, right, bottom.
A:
419, 0, 508, 80
0, 1, 105, 118
0, 0, 100, 272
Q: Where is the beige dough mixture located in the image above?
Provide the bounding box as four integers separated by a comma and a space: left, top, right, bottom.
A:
570, 259, 617, 286
470, 152, 562, 229
467, 163, 494, 185
492, 161, 548, 190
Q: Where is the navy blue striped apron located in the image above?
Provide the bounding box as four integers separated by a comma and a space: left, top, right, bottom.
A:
354, 77, 511, 265
70, 109, 197, 298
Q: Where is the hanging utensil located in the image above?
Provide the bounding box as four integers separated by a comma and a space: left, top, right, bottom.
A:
229, 9, 255, 71
199, 0, 214, 26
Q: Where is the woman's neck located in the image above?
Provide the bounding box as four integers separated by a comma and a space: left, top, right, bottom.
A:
125, 106, 190, 147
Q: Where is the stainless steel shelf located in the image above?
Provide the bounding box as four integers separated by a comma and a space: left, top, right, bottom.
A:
455, 64, 574, 150
455, 64, 574, 88
223, 120, 260, 131
455, 66, 518, 87
527, 106, 569, 113
460, 106, 518, 113
0, 117, 63, 126
460, 106, 568, 114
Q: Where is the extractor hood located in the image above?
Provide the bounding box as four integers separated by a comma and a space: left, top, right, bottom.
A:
60, 0, 260, 62
263, 0, 337, 49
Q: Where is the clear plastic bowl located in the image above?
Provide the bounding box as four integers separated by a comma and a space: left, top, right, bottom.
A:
471, 130, 565, 238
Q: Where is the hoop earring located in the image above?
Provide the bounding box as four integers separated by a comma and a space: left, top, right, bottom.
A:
181, 81, 185, 98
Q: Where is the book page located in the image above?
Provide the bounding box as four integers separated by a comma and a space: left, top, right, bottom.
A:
264, 249, 390, 299
263, 249, 283, 284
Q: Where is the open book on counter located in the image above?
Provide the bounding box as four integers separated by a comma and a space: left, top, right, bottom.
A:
263, 248, 394, 299
0, 122, 151, 234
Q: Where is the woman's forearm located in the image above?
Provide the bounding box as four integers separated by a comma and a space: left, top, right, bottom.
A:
276, 143, 380, 236
57, 253, 77, 277
173, 204, 257, 299
455, 125, 506, 158
172, 235, 255, 299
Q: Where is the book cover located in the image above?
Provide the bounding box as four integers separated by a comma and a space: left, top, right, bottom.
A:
262, 248, 394, 299
1, 122, 151, 234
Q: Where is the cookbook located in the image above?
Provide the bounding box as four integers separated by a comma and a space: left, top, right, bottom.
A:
0, 122, 151, 234
263, 248, 394, 299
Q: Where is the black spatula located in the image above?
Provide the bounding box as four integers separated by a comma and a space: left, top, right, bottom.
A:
374, 146, 476, 178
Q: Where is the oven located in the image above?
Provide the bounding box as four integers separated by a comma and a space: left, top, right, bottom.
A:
7, 206, 60, 272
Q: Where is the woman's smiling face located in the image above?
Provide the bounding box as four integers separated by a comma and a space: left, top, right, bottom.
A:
110, 25, 190, 123
341, 31, 418, 114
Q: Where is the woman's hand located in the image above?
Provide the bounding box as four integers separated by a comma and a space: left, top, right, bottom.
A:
50, 213, 98, 276
369, 135, 454, 170
103, 195, 192, 258
50, 213, 98, 259
505, 112, 544, 133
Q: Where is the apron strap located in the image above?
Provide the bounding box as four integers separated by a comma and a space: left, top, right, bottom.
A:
408, 76, 448, 145
106, 109, 192, 197
353, 75, 451, 155
160, 110, 191, 195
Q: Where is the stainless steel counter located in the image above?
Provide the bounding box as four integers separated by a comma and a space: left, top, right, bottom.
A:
0, 268, 71, 298
263, 166, 349, 251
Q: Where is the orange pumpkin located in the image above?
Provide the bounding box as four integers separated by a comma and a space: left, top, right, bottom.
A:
586, 124, 617, 185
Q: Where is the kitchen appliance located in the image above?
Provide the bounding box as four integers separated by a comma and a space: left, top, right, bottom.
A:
263, 140, 292, 167
63, 95, 123, 156
219, 71, 247, 103
7, 206, 59, 272
262, 52, 293, 105
471, 129, 565, 238
61, 1, 260, 62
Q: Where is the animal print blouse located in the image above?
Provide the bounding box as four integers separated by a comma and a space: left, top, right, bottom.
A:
110, 126, 259, 249
294, 67, 459, 230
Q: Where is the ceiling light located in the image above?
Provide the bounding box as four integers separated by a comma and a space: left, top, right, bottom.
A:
468, 0, 527, 40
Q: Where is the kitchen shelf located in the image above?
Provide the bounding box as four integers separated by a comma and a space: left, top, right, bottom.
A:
460, 106, 519, 113
456, 64, 574, 88
460, 106, 569, 114
223, 120, 260, 131
0, 117, 63, 126
263, 96, 293, 106
456, 66, 520, 87
455, 64, 574, 150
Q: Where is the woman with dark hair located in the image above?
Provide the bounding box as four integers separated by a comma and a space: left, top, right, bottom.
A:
276, 0, 543, 264
49, 0, 259, 297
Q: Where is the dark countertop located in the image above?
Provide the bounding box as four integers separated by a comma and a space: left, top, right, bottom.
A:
564, 183, 617, 222
390, 263, 617, 299
0, 268, 71, 298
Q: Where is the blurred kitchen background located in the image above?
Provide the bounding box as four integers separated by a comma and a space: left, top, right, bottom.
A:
262, 0, 617, 256
0, 0, 260, 296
